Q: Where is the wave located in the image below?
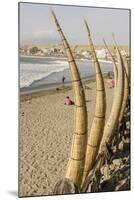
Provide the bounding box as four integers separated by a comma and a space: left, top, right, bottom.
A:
20, 60, 69, 88
98, 59, 112, 64
20, 57, 113, 89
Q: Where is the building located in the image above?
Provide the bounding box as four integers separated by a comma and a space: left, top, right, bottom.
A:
81, 51, 90, 58
95, 49, 108, 59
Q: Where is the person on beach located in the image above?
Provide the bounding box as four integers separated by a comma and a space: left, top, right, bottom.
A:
62, 76, 66, 87
107, 71, 112, 78
64, 96, 74, 105
106, 75, 115, 88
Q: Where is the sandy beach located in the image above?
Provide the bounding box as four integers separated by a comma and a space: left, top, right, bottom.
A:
19, 79, 114, 197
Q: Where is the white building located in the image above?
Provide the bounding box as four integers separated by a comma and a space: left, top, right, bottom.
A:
42, 48, 51, 54
95, 49, 108, 59
81, 51, 90, 58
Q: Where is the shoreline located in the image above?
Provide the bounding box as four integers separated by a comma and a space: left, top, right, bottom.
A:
20, 73, 108, 97
20, 55, 112, 64
20, 55, 113, 93
20, 76, 98, 102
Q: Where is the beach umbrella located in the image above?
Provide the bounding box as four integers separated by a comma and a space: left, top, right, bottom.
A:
81, 19, 106, 185
51, 9, 88, 190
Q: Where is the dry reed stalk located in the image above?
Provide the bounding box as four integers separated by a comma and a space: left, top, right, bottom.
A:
111, 34, 129, 124
112, 34, 130, 82
51, 9, 87, 187
112, 33, 130, 83
118, 55, 129, 122
126, 57, 130, 82
81, 19, 106, 185
100, 46, 124, 147
103, 39, 118, 86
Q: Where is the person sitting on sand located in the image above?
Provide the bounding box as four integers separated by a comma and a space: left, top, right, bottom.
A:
106, 76, 115, 88
106, 71, 115, 88
64, 96, 74, 105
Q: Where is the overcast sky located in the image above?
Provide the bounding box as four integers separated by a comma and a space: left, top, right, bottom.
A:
19, 3, 130, 46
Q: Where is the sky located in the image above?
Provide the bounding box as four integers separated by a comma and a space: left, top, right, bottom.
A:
19, 2, 130, 46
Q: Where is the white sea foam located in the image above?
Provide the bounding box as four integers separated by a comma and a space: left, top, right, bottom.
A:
20, 57, 113, 89
98, 59, 112, 64
20, 60, 68, 88
79, 58, 112, 64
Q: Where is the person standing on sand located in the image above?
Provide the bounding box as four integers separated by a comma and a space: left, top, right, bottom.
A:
62, 76, 66, 88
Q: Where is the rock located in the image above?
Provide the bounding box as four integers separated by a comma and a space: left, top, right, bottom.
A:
100, 177, 116, 192
112, 146, 117, 153
123, 143, 130, 151
112, 158, 123, 166
126, 121, 130, 129
124, 137, 130, 144
100, 167, 104, 175
115, 178, 130, 191
53, 178, 80, 194
120, 166, 130, 177
118, 141, 124, 151
122, 156, 129, 163
110, 164, 115, 171
101, 166, 111, 180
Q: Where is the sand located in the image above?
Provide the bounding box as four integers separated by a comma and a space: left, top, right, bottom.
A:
19, 79, 114, 197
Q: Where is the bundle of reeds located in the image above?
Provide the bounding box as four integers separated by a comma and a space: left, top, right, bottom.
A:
118, 54, 129, 123
81, 19, 106, 185
51, 9, 88, 189
50, 10, 129, 194
103, 39, 118, 86
100, 45, 124, 147
112, 35, 129, 124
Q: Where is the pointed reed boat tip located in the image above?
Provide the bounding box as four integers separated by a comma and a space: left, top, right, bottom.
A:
83, 17, 87, 23
102, 38, 109, 50
83, 16, 85, 20
103, 38, 111, 54
83, 17, 88, 27
84, 20, 91, 39
102, 38, 106, 45
50, 8, 57, 20
50, 7, 54, 15
112, 33, 118, 49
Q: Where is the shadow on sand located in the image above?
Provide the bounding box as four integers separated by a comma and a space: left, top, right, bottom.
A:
7, 190, 18, 197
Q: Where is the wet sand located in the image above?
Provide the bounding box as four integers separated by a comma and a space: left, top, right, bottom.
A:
19, 79, 114, 197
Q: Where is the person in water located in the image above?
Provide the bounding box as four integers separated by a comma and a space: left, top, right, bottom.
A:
64, 96, 74, 105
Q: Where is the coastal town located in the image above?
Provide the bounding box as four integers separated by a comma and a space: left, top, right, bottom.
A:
19, 44, 129, 61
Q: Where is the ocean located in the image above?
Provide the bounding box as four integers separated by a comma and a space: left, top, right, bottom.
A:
20, 56, 113, 94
